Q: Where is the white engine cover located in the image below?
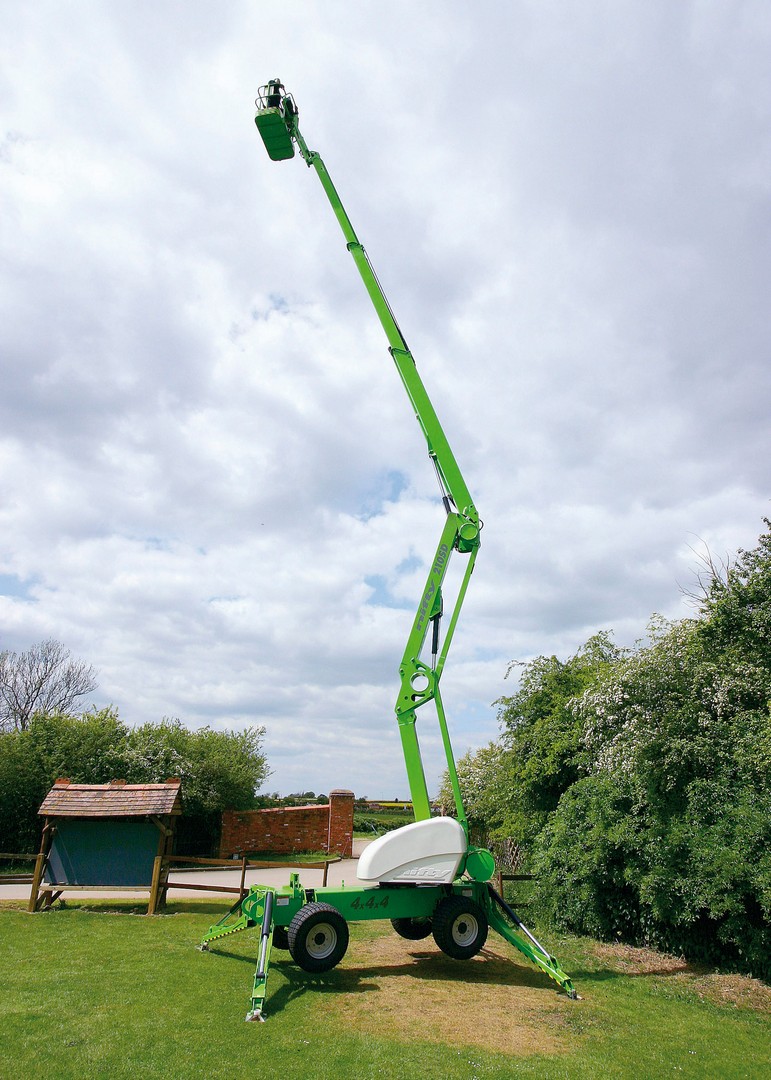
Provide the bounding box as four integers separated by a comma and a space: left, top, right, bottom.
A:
357, 817, 467, 884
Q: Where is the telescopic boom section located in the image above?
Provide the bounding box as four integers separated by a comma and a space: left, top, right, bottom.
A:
255, 81, 481, 824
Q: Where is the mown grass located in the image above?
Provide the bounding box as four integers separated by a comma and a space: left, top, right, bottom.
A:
237, 851, 339, 864
1, 899, 769, 1079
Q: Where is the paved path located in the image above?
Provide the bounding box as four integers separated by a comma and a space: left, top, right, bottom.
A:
0, 839, 374, 903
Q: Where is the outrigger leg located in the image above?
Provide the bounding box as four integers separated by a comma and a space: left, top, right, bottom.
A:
246, 889, 276, 1021
199, 895, 256, 949
199, 886, 279, 1020
485, 883, 578, 999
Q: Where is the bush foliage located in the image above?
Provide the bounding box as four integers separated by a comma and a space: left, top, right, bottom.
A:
0, 709, 270, 856
443, 520, 771, 980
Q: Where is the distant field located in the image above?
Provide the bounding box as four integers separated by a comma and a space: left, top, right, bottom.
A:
362, 801, 413, 810
2, 898, 769, 1079
353, 805, 413, 837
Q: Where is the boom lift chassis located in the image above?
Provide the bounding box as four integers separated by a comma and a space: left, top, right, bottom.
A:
200, 80, 576, 1020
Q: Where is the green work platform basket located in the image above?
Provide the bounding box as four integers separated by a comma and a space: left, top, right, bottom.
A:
255, 108, 295, 161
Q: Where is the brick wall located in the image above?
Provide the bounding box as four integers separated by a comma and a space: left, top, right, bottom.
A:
220, 789, 354, 858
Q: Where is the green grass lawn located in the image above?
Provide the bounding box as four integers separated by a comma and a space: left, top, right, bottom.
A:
1, 899, 769, 1080
223, 851, 339, 865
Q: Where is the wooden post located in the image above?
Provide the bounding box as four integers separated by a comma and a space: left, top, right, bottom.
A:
239, 855, 247, 899
28, 852, 47, 912
150, 815, 175, 913
27, 823, 53, 913
147, 855, 164, 915
158, 828, 175, 911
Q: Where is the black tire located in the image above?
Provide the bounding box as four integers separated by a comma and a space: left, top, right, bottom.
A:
432, 895, 488, 960
272, 925, 289, 950
288, 902, 349, 973
391, 916, 433, 940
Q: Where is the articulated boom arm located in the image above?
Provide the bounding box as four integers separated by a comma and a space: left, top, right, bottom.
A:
255, 80, 481, 825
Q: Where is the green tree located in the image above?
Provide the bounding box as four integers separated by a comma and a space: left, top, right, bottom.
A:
120, 718, 269, 813
25, 708, 129, 783
446, 521, 771, 979
0, 729, 50, 854
437, 741, 508, 830
493, 631, 624, 849
0, 710, 270, 856
534, 521, 771, 978
700, 517, 771, 667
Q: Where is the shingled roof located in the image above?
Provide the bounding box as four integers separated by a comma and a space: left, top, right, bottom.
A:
38, 779, 182, 818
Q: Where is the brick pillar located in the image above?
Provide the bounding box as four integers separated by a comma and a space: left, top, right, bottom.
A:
327, 790, 354, 857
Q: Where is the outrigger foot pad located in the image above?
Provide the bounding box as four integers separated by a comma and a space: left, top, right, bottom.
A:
246, 1009, 265, 1022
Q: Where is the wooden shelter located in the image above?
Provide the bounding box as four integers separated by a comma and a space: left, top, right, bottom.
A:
29, 778, 182, 914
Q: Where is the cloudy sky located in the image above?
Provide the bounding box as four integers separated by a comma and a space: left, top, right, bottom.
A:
1, 1, 769, 799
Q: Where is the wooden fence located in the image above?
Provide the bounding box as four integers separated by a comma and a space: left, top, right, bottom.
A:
149, 854, 340, 912
496, 871, 535, 905
0, 851, 36, 884
5, 849, 340, 915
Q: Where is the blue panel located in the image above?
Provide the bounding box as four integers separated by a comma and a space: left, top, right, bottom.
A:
45, 819, 160, 886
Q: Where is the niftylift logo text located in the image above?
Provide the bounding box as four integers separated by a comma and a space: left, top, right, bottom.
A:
416, 544, 449, 633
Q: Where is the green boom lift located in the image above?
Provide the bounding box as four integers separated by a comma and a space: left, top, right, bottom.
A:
200, 79, 577, 1020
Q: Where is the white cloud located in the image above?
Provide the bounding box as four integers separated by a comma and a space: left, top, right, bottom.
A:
1, 1, 769, 798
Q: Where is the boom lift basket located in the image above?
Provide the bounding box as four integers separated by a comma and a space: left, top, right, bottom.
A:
254, 108, 295, 161
254, 80, 295, 160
